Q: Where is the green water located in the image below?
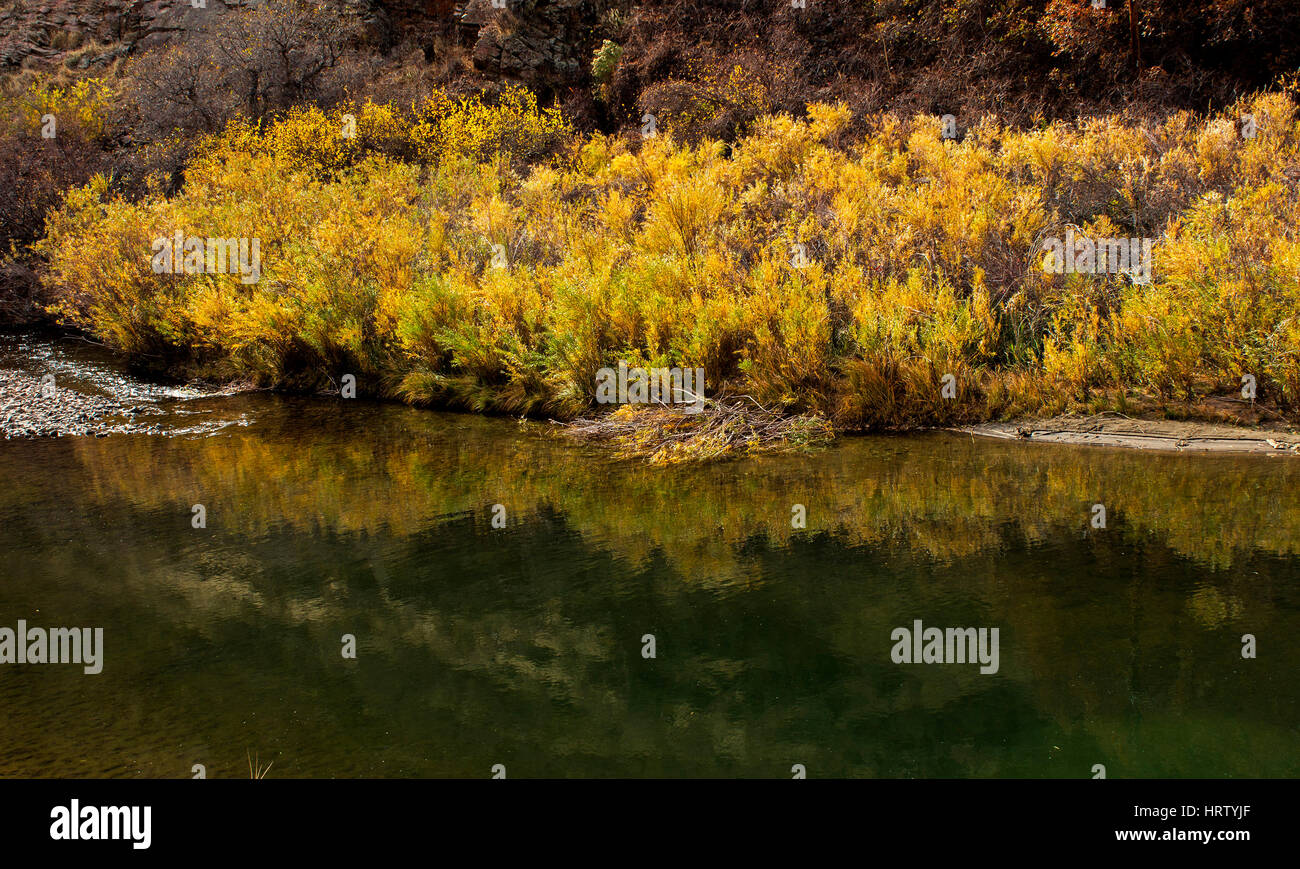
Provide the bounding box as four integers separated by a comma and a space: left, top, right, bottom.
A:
1, 336, 1298, 778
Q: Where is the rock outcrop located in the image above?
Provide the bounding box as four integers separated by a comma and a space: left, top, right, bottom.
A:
0, 0, 592, 88
1, 1, 211, 70
458, 0, 591, 84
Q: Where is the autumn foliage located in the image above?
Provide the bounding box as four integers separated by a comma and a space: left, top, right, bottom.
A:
33, 82, 1300, 429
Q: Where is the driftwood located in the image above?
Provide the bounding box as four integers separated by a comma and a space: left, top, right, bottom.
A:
559, 396, 834, 463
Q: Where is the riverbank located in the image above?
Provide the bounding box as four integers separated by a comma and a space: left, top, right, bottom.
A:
0, 333, 257, 439
0, 368, 150, 438
29, 90, 1300, 443
960, 414, 1300, 456
6, 332, 1299, 460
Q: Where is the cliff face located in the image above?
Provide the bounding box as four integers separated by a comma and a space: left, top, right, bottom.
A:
459, 0, 591, 83
0, 0, 584, 85
6, 2, 1300, 130
0, 1, 435, 68
1, 1, 205, 69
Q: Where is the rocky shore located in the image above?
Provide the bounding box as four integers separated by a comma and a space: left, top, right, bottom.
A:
0, 368, 153, 438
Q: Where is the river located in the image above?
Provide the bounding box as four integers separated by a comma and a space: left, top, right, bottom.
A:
1, 334, 1298, 777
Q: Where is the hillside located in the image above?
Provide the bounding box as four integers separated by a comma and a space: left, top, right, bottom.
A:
4, 1, 1300, 442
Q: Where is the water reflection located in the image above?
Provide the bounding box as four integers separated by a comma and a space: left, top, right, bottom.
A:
0, 346, 1298, 777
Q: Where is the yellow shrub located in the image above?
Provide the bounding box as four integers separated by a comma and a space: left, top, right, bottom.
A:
36, 85, 1300, 422
7, 77, 116, 140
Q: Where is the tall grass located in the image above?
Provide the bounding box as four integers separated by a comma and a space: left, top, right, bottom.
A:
37, 88, 1300, 428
